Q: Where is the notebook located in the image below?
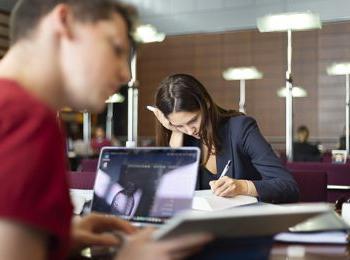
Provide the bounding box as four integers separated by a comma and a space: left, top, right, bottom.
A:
90, 147, 200, 225
192, 190, 258, 211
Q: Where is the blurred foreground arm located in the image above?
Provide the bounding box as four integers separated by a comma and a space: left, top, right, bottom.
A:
116, 228, 213, 260
0, 220, 48, 260
70, 213, 137, 256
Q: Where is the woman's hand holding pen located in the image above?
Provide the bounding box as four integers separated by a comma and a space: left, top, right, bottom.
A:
209, 177, 248, 197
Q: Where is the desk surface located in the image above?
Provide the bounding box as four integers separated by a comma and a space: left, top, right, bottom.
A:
270, 243, 350, 259
76, 243, 349, 260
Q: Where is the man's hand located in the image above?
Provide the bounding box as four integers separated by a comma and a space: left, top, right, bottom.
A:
70, 213, 136, 255
116, 228, 213, 260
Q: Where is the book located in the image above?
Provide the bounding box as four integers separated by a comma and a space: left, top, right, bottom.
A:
274, 231, 348, 244
192, 189, 258, 211
154, 203, 332, 240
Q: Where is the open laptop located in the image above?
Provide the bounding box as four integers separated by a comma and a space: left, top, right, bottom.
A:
90, 147, 200, 226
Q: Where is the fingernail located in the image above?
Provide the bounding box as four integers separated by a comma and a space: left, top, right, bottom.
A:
146, 106, 156, 112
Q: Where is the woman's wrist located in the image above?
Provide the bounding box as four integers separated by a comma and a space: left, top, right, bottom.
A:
169, 131, 184, 147
244, 180, 258, 197
236, 180, 258, 197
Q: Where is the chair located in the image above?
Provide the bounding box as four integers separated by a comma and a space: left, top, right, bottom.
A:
321, 151, 332, 163
277, 150, 287, 165
287, 162, 350, 202
292, 171, 327, 202
287, 162, 327, 172
68, 171, 97, 189
78, 158, 98, 172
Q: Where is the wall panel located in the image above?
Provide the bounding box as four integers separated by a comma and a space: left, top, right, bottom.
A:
136, 21, 350, 149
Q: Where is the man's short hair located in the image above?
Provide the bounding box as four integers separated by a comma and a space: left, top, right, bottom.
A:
297, 125, 309, 134
10, 0, 137, 45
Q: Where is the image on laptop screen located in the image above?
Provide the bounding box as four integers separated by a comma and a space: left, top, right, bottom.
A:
91, 147, 200, 223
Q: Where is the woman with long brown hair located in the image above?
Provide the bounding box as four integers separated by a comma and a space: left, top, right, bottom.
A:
149, 74, 299, 204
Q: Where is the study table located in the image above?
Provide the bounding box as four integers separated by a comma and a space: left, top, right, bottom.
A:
71, 242, 350, 260
70, 188, 349, 260
270, 243, 349, 259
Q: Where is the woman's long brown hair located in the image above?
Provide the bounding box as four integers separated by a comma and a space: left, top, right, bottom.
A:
155, 74, 242, 160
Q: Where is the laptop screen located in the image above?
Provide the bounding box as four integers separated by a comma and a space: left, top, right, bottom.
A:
91, 147, 200, 223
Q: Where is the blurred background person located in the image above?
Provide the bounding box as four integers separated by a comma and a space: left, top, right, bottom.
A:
337, 126, 347, 150
293, 125, 321, 162
91, 126, 112, 156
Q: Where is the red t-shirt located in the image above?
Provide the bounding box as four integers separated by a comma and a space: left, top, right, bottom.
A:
0, 79, 73, 259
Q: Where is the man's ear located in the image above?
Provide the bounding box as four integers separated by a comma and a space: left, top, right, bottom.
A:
51, 4, 75, 40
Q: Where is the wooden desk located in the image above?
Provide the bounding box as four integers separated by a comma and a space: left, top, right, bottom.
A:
73, 242, 349, 260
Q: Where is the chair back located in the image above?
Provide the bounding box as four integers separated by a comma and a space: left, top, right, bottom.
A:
68, 171, 96, 189
78, 159, 98, 172
292, 171, 327, 202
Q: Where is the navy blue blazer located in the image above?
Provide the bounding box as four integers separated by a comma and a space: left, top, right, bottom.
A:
184, 115, 299, 204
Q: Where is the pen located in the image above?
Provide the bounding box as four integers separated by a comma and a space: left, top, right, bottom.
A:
219, 160, 232, 178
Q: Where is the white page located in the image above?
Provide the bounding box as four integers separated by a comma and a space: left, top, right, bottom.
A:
274, 231, 348, 244
69, 189, 94, 214
192, 189, 257, 211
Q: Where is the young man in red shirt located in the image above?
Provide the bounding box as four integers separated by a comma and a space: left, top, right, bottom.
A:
0, 0, 211, 259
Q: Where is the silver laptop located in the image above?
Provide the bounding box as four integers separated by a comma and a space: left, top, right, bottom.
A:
91, 147, 200, 226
